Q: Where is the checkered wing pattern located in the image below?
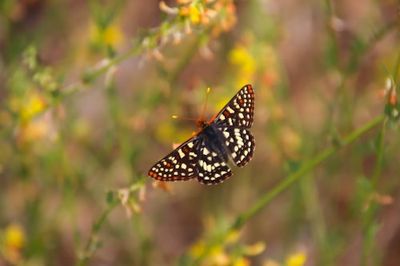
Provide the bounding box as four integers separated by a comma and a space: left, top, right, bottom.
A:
214, 84, 255, 128
197, 145, 232, 185
148, 84, 255, 185
148, 138, 200, 181
220, 127, 255, 167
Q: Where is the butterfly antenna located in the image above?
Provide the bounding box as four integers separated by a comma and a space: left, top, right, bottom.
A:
200, 87, 211, 122
171, 115, 197, 122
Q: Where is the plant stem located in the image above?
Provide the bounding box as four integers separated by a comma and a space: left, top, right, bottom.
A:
232, 115, 384, 230
77, 200, 119, 266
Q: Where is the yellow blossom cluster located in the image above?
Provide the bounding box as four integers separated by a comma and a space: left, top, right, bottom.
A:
1, 224, 26, 264
8, 91, 59, 145
189, 226, 265, 266
263, 251, 307, 266
9, 91, 46, 123
159, 0, 236, 42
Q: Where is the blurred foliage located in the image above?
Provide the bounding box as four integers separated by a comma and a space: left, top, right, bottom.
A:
0, 0, 399, 265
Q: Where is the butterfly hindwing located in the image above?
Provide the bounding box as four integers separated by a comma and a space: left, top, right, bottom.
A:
196, 143, 232, 185
148, 137, 200, 181
214, 84, 255, 128
220, 127, 255, 167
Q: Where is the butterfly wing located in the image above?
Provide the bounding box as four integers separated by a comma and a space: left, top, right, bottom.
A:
196, 143, 232, 185
213, 84, 255, 167
219, 127, 255, 167
214, 84, 255, 128
148, 137, 201, 182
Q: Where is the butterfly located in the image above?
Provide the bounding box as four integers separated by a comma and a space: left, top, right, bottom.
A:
148, 84, 255, 185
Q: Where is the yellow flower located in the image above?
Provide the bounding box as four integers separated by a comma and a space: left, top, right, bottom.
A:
91, 22, 123, 47
233, 257, 250, 266
103, 25, 123, 46
19, 92, 46, 122
190, 239, 206, 257
243, 241, 266, 256
212, 252, 230, 266
225, 230, 240, 244
229, 45, 256, 86
179, 4, 201, 25
1, 224, 25, 264
4, 224, 25, 250
229, 46, 255, 73
189, 5, 201, 24
285, 251, 307, 266
190, 239, 225, 260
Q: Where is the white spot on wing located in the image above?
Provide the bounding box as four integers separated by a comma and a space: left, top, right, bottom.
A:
178, 149, 185, 158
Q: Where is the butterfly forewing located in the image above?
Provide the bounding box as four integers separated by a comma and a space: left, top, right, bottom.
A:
197, 144, 232, 185
215, 84, 255, 128
148, 138, 200, 181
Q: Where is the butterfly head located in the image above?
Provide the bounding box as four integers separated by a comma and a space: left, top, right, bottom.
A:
196, 119, 209, 130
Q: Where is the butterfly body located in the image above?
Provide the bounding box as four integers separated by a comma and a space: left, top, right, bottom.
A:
200, 122, 230, 163
148, 84, 255, 185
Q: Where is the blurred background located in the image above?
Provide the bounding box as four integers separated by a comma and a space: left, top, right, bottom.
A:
0, 0, 399, 265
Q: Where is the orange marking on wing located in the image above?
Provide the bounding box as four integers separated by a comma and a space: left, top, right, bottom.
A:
239, 98, 244, 105
149, 171, 156, 177
223, 110, 230, 117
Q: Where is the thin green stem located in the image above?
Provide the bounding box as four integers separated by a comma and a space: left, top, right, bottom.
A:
77, 200, 119, 266
372, 120, 386, 187
300, 173, 329, 265
233, 116, 384, 230
359, 118, 388, 266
